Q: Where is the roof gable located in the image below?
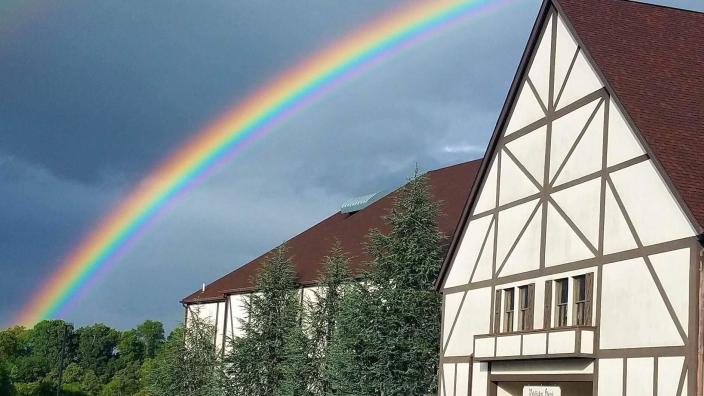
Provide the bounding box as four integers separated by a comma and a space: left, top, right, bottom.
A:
437, 0, 702, 289
555, 0, 704, 229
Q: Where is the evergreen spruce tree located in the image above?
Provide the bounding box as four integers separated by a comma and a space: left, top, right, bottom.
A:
278, 324, 314, 396
306, 243, 350, 396
328, 170, 444, 395
225, 245, 308, 396
146, 314, 225, 396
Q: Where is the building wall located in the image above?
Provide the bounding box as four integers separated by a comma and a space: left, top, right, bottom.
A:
440, 4, 699, 396
185, 285, 321, 355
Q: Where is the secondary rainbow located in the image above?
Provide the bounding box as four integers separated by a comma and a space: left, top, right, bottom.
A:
13, 0, 509, 327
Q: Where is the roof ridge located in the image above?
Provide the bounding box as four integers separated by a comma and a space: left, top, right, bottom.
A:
591, 0, 704, 15
182, 159, 484, 303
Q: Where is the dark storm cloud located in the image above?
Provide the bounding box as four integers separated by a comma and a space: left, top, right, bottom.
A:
1, 0, 702, 330
0, 0, 406, 184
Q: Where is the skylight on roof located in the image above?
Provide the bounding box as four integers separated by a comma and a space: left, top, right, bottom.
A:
340, 191, 387, 214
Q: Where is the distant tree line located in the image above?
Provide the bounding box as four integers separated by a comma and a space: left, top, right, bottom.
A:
1, 171, 445, 395
0, 318, 168, 395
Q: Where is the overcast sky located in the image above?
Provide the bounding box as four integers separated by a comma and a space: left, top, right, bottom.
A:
1, 0, 702, 331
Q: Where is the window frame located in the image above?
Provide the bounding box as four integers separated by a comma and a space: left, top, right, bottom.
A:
554, 278, 569, 328
517, 285, 530, 331
573, 273, 593, 326
503, 288, 515, 333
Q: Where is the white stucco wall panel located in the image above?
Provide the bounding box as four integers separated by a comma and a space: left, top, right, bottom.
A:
527, 15, 552, 105
443, 363, 456, 396
505, 125, 547, 183
607, 99, 646, 167
681, 373, 687, 396
554, 100, 604, 185
610, 160, 695, 246
188, 302, 219, 327
551, 177, 601, 247
496, 199, 540, 271
500, 208, 541, 277
598, 358, 624, 396
626, 357, 653, 396
474, 337, 495, 358
444, 288, 491, 357
471, 362, 489, 396
214, 302, 226, 351
553, 16, 578, 97
603, 185, 638, 254
227, 294, 249, 339
499, 150, 540, 206
522, 332, 547, 356
445, 215, 493, 287
473, 158, 498, 215
550, 99, 600, 179
455, 363, 470, 396
471, 221, 495, 283
496, 335, 521, 357
505, 81, 545, 135
547, 330, 575, 354
601, 258, 683, 349
556, 51, 603, 110
657, 356, 684, 396
545, 202, 593, 267
650, 248, 690, 333
580, 330, 594, 354
443, 292, 465, 347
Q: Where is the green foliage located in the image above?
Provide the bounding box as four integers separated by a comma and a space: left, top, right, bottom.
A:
77, 324, 119, 381
115, 330, 144, 370
60, 363, 102, 395
145, 319, 224, 396
328, 171, 444, 395
306, 243, 350, 396
224, 245, 306, 396
135, 321, 164, 359
27, 320, 77, 381
0, 361, 17, 396
100, 361, 142, 396
0, 326, 30, 363
3, 319, 168, 396
278, 325, 314, 396
15, 381, 54, 396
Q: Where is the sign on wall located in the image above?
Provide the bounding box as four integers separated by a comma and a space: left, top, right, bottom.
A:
523, 386, 561, 396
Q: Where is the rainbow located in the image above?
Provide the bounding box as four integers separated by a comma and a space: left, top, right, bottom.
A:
12, 0, 510, 327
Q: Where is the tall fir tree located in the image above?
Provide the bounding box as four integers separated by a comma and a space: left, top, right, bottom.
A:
146, 314, 225, 396
225, 245, 309, 396
328, 170, 444, 395
306, 243, 350, 396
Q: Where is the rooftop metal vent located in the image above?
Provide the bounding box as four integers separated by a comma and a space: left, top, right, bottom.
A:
340, 190, 387, 214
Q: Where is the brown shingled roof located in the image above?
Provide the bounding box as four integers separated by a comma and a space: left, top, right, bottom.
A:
556, 0, 704, 229
182, 159, 482, 303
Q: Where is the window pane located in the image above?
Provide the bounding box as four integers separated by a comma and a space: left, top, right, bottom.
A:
506, 289, 514, 309
576, 275, 586, 301
558, 279, 568, 303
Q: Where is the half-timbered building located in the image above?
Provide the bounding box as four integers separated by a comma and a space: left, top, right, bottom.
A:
436, 0, 704, 395
439, 0, 704, 396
